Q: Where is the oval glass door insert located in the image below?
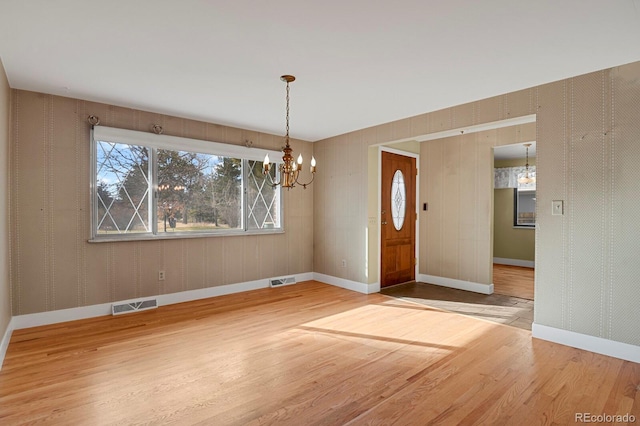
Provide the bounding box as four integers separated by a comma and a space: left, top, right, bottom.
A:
391, 169, 406, 230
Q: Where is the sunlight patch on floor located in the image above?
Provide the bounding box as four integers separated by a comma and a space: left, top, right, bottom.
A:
297, 302, 497, 352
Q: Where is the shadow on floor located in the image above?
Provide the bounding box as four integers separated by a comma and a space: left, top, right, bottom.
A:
380, 282, 533, 331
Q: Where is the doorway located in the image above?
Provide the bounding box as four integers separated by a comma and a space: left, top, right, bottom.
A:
380, 151, 417, 288
492, 142, 536, 300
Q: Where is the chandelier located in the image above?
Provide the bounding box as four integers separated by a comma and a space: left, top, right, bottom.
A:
517, 143, 535, 184
263, 75, 316, 189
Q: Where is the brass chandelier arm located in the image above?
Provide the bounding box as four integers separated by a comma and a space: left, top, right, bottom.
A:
294, 171, 315, 189
263, 165, 315, 189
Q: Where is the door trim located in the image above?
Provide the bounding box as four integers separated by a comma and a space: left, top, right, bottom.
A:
378, 146, 420, 288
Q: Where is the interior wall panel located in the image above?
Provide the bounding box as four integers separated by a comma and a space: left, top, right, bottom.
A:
442, 138, 461, 279
567, 72, 608, 336
111, 243, 137, 302
533, 81, 566, 328
610, 63, 640, 345
205, 238, 225, 288
185, 238, 207, 290
139, 241, 161, 297
0, 59, 11, 334
425, 141, 444, 278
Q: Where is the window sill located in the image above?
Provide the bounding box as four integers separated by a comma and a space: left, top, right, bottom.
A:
513, 225, 535, 229
88, 228, 285, 243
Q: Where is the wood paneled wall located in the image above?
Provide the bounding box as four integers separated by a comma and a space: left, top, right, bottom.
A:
535, 64, 640, 344
9, 90, 314, 315
0, 60, 11, 333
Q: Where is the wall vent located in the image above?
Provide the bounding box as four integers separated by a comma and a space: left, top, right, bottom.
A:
269, 276, 296, 287
112, 298, 158, 315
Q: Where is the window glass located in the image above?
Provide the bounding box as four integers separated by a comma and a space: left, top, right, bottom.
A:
391, 169, 406, 231
247, 160, 280, 230
157, 150, 243, 233
96, 142, 151, 235
515, 189, 536, 227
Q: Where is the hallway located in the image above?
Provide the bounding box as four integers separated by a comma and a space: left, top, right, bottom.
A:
492, 263, 534, 300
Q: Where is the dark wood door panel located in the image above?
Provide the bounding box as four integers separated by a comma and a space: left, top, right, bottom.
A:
381, 152, 416, 287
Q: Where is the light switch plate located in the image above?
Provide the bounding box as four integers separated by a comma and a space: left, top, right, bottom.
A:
552, 200, 564, 216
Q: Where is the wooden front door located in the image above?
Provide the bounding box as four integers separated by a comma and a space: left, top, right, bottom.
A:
381, 151, 416, 287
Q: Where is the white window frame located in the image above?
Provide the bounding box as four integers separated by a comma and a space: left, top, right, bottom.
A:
513, 188, 536, 228
90, 126, 283, 242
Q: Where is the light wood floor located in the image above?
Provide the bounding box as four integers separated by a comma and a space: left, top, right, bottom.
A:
2, 281, 638, 425
382, 282, 534, 330
493, 263, 535, 300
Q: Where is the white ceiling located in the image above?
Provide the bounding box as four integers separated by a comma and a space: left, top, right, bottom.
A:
494, 142, 536, 161
1, 1, 639, 142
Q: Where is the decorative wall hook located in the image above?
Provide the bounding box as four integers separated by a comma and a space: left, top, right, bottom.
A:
87, 115, 100, 126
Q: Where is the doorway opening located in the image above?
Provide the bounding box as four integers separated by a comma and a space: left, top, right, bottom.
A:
492, 142, 536, 300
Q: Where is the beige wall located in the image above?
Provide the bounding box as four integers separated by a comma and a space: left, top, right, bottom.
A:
493, 189, 535, 261
419, 125, 535, 284
536, 63, 640, 343
9, 90, 314, 315
0, 59, 11, 339
315, 61, 640, 347
493, 158, 535, 262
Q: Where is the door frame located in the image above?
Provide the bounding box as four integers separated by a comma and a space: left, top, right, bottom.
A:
378, 146, 420, 288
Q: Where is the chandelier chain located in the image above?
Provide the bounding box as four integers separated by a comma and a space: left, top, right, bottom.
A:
285, 80, 290, 146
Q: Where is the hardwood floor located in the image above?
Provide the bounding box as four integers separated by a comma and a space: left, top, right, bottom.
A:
493, 263, 535, 300
1, 281, 638, 425
382, 282, 534, 330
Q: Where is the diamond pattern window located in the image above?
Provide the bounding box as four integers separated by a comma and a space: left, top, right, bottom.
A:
91, 126, 283, 240
96, 142, 151, 235
391, 169, 406, 231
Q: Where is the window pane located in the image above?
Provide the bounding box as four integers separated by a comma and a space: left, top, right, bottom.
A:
247, 160, 280, 230
391, 169, 406, 231
157, 150, 242, 233
516, 189, 536, 226
96, 142, 150, 234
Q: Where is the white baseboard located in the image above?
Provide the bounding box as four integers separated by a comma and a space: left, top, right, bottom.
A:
493, 257, 535, 268
0, 317, 15, 371
156, 278, 269, 307
418, 274, 494, 295
313, 272, 378, 294
10, 272, 315, 331
12, 303, 113, 330
532, 323, 640, 363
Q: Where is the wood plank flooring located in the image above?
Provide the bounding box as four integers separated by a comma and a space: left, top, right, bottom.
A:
382, 282, 534, 330
493, 263, 535, 300
1, 281, 638, 425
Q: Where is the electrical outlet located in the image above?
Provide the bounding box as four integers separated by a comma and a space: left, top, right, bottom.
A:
158, 270, 165, 281
341, 259, 347, 268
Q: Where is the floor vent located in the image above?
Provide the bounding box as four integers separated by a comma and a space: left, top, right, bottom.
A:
112, 298, 158, 315
269, 276, 296, 287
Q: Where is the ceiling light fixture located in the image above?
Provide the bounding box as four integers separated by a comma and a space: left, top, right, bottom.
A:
263, 75, 316, 189
517, 143, 535, 184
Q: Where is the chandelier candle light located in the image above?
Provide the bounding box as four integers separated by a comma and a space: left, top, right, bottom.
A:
263, 75, 316, 189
